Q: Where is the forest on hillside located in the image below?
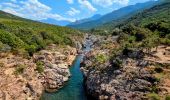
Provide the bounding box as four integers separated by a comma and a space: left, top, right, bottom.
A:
0, 11, 82, 56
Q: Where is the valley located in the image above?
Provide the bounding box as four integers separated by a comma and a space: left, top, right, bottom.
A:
0, 0, 170, 100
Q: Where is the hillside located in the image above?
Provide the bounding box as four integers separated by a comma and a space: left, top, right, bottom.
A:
0, 10, 82, 100
114, 1, 170, 49
80, 1, 170, 100
0, 10, 82, 55
67, 0, 159, 30
120, 1, 170, 27
99, 0, 170, 31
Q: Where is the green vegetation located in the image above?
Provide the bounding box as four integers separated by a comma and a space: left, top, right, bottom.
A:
36, 61, 44, 73
97, 0, 170, 31
166, 95, 170, 100
111, 1, 170, 54
147, 93, 160, 100
95, 54, 108, 64
117, 24, 162, 54
91, 2, 170, 58
14, 64, 26, 75
0, 11, 82, 56
68, 0, 159, 30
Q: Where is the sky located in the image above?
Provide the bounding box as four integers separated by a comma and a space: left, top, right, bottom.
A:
0, 0, 155, 22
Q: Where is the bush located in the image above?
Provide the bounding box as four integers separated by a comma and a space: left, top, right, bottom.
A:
166, 34, 170, 39
31, 35, 45, 50
147, 93, 160, 100
112, 58, 122, 69
160, 38, 170, 45
40, 31, 49, 39
0, 30, 25, 49
154, 67, 163, 73
0, 44, 11, 52
36, 61, 44, 73
95, 54, 108, 64
151, 86, 159, 93
26, 45, 36, 56
112, 28, 122, 35
0, 42, 4, 50
166, 95, 170, 100
0, 17, 81, 54
14, 64, 26, 75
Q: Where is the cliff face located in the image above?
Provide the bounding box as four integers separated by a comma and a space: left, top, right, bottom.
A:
81, 51, 157, 100
33, 44, 77, 93
81, 35, 170, 100
0, 54, 43, 100
0, 44, 77, 100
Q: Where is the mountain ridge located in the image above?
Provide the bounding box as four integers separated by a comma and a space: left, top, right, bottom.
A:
68, 14, 102, 26
67, 0, 160, 30
40, 18, 71, 26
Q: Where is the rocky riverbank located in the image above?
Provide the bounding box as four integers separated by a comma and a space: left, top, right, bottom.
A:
0, 44, 77, 100
81, 35, 170, 100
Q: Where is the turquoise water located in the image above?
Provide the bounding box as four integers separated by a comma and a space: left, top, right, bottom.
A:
41, 55, 87, 100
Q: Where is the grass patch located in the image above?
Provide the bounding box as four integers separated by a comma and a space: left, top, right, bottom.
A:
154, 72, 165, 81
147, 93, 160, 100
14, 64, 26, 75
95, 54, 108, 64
36, 61, 44, 73
166, 95, 170, 100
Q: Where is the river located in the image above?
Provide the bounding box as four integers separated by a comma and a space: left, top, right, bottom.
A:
40, 41, 92, 100
41, 55, 87, 100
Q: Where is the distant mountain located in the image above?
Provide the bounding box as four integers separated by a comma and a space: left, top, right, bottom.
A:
67, 0, 160, 30
68, 14, 102, 26
40, 18, 71, 26
117, 1, 170, 28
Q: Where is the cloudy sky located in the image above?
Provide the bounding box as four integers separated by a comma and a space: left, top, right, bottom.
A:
0, 0, 155, 22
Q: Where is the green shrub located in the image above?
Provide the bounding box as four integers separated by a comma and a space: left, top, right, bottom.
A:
166, 34, 170, 39
112, 58, 123, 69
0, 42, 3, 50
36, 61, 44, 73
0, 30, 25, 49
154, 67, 163, 73
40, 31, 49, 39
31, 35, 45, 50
151, 86, 159, 93
26, 45, 36, 56
160, 38, 170, 45
95, 54, 108, 64
166, 95, 170, 100
0, 13, 82, 54
147, 93, 160, 100
112, 28, 122, 35
14, 64, 26, 75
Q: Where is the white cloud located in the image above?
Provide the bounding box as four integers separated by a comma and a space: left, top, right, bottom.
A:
2, 3, 19, 8
67, 0, 74, 4
67, 7, 80, 16
0, 0, 75, 22
92, 0, 129, 7
78, 0, 97, 12
3, 7, 24, 17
